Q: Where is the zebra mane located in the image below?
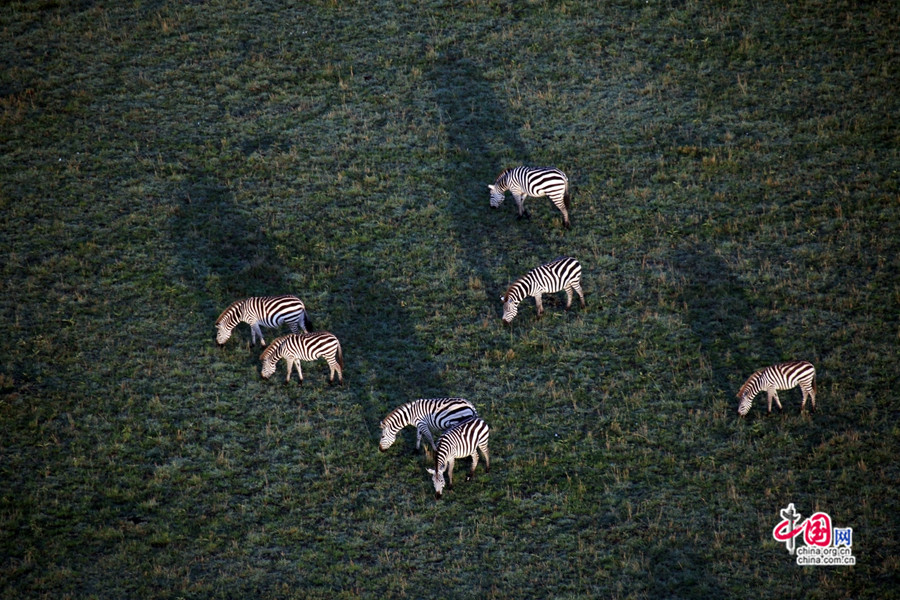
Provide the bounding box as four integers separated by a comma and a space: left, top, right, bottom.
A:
493, 167, 512, 183
216, 298, 245, 325
503, 278, 526, 303
381, 400, 416, 428
260, 335, 291, 362
737, 370, 763, 397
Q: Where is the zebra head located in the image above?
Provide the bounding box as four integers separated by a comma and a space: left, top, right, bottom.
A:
215, 321, 235, 346
501, 294, 519, 324
425, 467, 446, 500
736, 391, 753, 416
215, 300, 243, 346
378, 421, 397, 452
259, 344, 281, 379
488, 184, 505, 208
260, 357, 278, 379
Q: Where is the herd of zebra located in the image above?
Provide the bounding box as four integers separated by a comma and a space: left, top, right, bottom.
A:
214, 166, 818, 499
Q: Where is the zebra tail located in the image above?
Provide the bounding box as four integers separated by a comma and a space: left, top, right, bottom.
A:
812, 375, 817, 395
563, 187, 571, 212
336, 342, 344, 370
304, 311, 313, 332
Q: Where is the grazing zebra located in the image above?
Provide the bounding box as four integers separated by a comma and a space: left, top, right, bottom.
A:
737, 361, 817, 416
215, 295, 312, 347
379, 398, 479, 455
426, 417, 490, 500
259, 331, 343, 385
488, 166, 571, 228
502, 256, 585, 324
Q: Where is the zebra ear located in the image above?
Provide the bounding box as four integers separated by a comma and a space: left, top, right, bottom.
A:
426, 468, 436, 475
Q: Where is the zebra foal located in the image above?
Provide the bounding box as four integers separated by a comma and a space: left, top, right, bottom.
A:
379, 398, 478, 455
502, 256, 584, 324
737, 360, 817, 416
216, 295, 312, 347
260, 332, 343, 385
488, 166, 572, 229
426, 417, 490, 500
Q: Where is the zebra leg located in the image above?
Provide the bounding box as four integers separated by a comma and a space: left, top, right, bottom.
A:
773, 392, 782, 412
514, 194, 530, 219
296, 361, 304, 385
284, 359, 293, 384
446, 458, 455, 491
466, 452, 479, 481
480, 443, 490, 473
415, 423, 428, 451
558, 204, 571, 229
326, 358, 337, 385
574, 282, 586, 308
564, 288, 573, 310
766, 390, 774, 414
329, 358, 343, 386
534, 294, 544, 318
254, 323, 267, 347
802, 386, 815, 413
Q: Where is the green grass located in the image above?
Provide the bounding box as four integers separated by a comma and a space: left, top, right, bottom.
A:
2, 0, 898, 597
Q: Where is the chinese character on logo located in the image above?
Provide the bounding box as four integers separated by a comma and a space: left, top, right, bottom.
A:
834, 527, 853, 548
773, 503, 803, 554
804, 512, 832, 547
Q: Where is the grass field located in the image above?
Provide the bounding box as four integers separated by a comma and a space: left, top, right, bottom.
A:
2, 0, 898, 597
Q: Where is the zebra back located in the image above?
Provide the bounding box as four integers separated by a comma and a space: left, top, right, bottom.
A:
282, 331, 340, 360
434, 417, 490, 471
505, 256, 581, 301
380, 398, 477, 442
255, 295, 308, 328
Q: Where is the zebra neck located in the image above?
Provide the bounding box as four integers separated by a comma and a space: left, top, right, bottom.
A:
508, 280, 530, 302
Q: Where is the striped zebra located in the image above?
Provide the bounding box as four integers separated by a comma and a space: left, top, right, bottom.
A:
379, 398, 479, 455
737, 361, 817, 416
488, 166, 571, 229
502, 256, 584, 324
259, 331, 343, 385
426, 417, 490, 500
425, 417, 491, 500
215, 295, 312, 347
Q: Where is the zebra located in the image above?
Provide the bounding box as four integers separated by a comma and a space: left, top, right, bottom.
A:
215, 295, 312, 347
259, 331, 343, 385
737, 360, 817, 416
426, 417, 490, 500
488, 166, 571, 229
502, 256, 584, 324
379, 398, 479, 455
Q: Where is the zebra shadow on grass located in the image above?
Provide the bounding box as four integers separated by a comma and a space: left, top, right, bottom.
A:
428, 45, 568, 311
168, 179, 446, 437
672, 242, 787, 412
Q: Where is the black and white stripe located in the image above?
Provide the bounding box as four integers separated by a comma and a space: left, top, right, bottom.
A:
488, 166, 571, 228
216, 295, 312, 347
379, 398, 478, 454
502, 256, 584, 324
737, 360, 817, 416
425, 417, 490, 500
259, 331, 343, 385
